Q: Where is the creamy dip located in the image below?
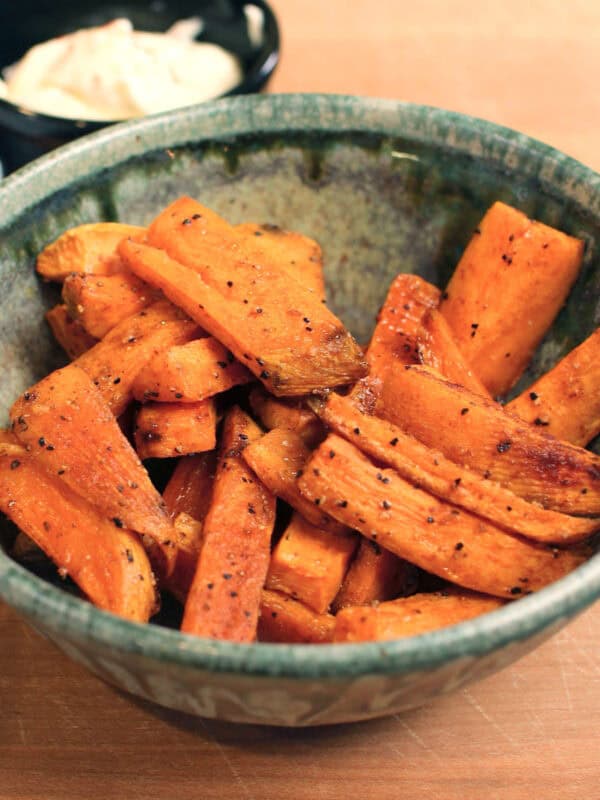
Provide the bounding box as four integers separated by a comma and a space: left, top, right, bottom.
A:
0, 18, 244, 121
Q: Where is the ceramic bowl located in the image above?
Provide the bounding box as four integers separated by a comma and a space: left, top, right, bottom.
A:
0, 0, 279, 172
0, 94, 599, 727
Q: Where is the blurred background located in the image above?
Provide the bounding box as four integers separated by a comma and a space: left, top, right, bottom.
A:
269, 0, 600, 171
0, 0, 597, 172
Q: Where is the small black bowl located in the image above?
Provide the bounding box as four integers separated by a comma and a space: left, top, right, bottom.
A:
0, 0, 279, 173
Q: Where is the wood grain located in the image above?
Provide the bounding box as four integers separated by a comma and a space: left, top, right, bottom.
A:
1, 602, 599, 800
1, 2, 600, 797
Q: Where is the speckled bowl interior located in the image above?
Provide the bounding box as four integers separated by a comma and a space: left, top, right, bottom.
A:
0, 94, 599, 726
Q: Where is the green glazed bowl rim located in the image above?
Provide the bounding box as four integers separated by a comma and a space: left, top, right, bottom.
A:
1, 93, 599, 680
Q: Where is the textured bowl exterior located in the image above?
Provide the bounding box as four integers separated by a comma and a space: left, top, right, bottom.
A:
0, 94, 599, 726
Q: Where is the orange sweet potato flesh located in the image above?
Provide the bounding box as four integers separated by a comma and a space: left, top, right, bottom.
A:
333, 589, 504, 642
181, 407, 276, 641
131, 337, 253, 403
45, 304, 98, 359
378, 363, 600, 515
134, 400, 217, 459
315, 392, 598, 544
241, 427, 348, 535
298, 434, 589, 599
440, 201, 584, 396
163, 452, 216, 520
258, 589, 335, 644
158, 512, 204, 604
507, 327, 600, 447
249, 386, 324, 447
62, 272, 160, 339
37, 222, 145, 282
265, 512, 358, 614
74, 299, 200, 417
161, 453, 216, 600
332, 539, 419, 612
9, 364, 183, 577
0, 444, 157, 622
157, 453, 216, 603
367, 273, 440, 379
234, 222, 326, 300
417, 308, 492, 398
123, 197, 367, 395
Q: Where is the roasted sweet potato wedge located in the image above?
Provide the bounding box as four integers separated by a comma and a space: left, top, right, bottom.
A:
163, 452, 216, 521
134, 400, 217, 459
131, 337, 253, 403
157, 453, 216, 603
314, 391, 598, 544
298, 434, 589, 599
258, 589, 335, 644
234, 222, 326, 300
378, 363, 600, 515
0, 444, 157, 621
37, 222, 145, 282
332, 539, 418, 612
367, 273, 440, 378
158, 512, 204, 604
9, 364, 183, 576
122, 197, 367, 395
62, 272, 160, 339
74, 299, 200, 417
440, 201, 584, 396
265, 512, 358, 614
417, 308, 491, 397
181, 407, 276, 641
507, 327, 600, 447
333, 589, 504, 642
241, 427, 348, 534
45, 304, 98, 359
249, 386, 324, 447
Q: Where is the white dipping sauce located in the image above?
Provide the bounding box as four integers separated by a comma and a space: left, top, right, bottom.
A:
0, 18, 244, 121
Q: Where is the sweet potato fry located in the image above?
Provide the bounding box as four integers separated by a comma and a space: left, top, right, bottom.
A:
234, 222, 326, 300
258, 589, 335, 644
440, 201, 584, 396
181, 407, 276, 640
298, 434, 589, 599
163, 451, 216, 520
124, 196, 367, 395
378, 363, 600, 515
37, 222, 145, 282
249, 386, 324, 446
45, 304, 98, 359
62, 272, 160, 339
507, 327, 600, 447
417, 308, 492, 397
332, 539, 418, 612
333, 589, 504, 642
156, 454, 217, 602
159, 512, 205, 604
134, 400, 217, 459
367, 273, 440, 378
314, 392, 598, 544
265, 513, 358, 614
241, 427, 348, 534
0, 444, 157, 621
74, 299, 200, 416
9, 364, 183, 576
131, 337, 253, 403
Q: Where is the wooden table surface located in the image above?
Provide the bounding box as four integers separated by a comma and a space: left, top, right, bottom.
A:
2, 2, 600, 798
